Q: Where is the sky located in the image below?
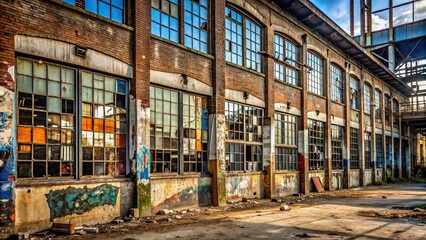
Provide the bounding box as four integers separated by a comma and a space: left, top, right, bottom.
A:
310, 0, 351, 33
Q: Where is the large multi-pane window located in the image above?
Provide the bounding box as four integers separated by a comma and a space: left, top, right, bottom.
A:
350, 127, 360, 169
386, 136, 392, 169
150, 86, 209, 173
385, 94, 391, 125
331, 125, 344, 170
307, 52, 324, 96
375, 89, 382, 122
81, 72, 128, 176
275, 113, 297, 171
350, 77, 360, 109
393, 99, 400, 128
152, 0, 209, 53
225, 7, 262, 72
376, 134, 383, 168
151, 0, 179, 42
225, 102, 263, 171
274, 35, 300, 86
184, 0, 209, 53
330, 64, 344, 103
364, 83, 372, 115
365, 132, 372, 169
308, 119, 325, 170
16, 58, 128, 178
86, 0, 124, 23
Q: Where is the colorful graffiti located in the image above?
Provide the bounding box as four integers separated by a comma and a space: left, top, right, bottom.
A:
0, 86, 15, 226
45, 184, 119, 220
226, 177, 250, 200
136, 146, 151, 215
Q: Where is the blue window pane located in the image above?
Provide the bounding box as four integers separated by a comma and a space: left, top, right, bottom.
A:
161, 27, 169, 39
184, 0, 192, 10
184, 23, 192, 36
112, 0, 123, 8
200, 0, 208, 7
152, 8, 160, 23
62, 0, 76, 5
152, 22, 161, 36
170, 17, 178, 30
201, 43, 207, 53
184, 11, 192, 23
185, 36, 193, 48
86, 0, 97, 13
99, 1, 111, 19
111, 7, 123, 23
161, 13, 169, 26
117, 80, 126, 94
170, 30, 179, 42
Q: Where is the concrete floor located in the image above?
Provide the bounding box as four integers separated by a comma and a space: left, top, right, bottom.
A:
56, 184, 426, 240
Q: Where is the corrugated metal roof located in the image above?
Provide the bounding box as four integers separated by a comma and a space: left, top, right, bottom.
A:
273, 0, 414, 96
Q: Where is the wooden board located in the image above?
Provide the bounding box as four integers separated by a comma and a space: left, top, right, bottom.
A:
312, 176, 325, 193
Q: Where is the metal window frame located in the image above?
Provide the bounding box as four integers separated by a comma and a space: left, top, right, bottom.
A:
350, 127, 360, 169
150, 85, 210, 174
331, 124, 344, 170
273, 34, 301, 86
308, 119, 325, 170
274, 112, 298, 171
225, 101, 263, 172
364, 83, 372, 115
364, 131, 372, 169
330, 64, 344, 103
307, 51, 324, 96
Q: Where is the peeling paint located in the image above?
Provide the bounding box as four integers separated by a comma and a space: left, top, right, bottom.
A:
275, 173, 299, 196
45, 184, 119, 220
226, 175, 261, 200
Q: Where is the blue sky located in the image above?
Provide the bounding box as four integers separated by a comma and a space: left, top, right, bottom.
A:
310, 0, 351, 33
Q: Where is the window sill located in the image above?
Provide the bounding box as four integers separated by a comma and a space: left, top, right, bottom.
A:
226, 171, 264, 177
226, 62, 266, 77
307, 92, 326, 100
151, 35, 214, 60
274, 80, 302, 90
330, 100, 345, 107
150, 172, 212, 180
331, 169, 344, 173
308, 169, 326, 173
48, 0, 133, 31
16, 177, 131, 188
275, 170, 300, 174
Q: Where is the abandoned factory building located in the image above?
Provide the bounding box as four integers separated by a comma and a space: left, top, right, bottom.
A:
1, 0, 426, 236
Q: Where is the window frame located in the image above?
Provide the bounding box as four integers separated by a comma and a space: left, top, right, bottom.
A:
350, 76, 360, 110
331, 124, 344, 170
330, 64, 345, 103
308, 119, 325, 171
85, 0, 125, 24
350, 127, 360, 169
149, 85, 210, 174
307, 51, 324, 96
15, 57, 130, 180
385, 94, 392, 125
364, 131, 372, 169
225, 5, 263, 73
275, 112, 298, 171
273, 34, 301, 86
364, 83, 372, 115
225, 101, 263, 172
375, 89, 382, 122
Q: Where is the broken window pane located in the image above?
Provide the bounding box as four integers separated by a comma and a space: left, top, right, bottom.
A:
62, 83, 74, 100
34, 95, 47, 110
17, 162, 32, 178
33, 162, 46, 177
48, 162, 60, 177
34, 111, 47, 127
83, 162, 93, 175
19, 110, 32, 125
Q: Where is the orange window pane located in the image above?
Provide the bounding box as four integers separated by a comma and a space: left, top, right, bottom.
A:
33, 127, 47, 144
196, 140, 202, 151
82, 117, 93, 131
105, 119, 115, 133
19, 144, 31, 153
94, 119, 104, 132
17, 127, 32, 143
116, 134, 126, 147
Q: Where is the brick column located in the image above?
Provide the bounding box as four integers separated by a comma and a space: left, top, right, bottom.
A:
325, 50, 332, 191
298, 34, 309, 194
359, 74, 366, 186
0, 1, 17, 235
371, 79, 377, 183
209, 0, 227, 206
262, 11, 276, 199
133, 0, 152, 216
343, 65, 351, 189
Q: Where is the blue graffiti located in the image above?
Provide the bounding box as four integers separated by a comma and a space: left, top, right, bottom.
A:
45, 184, 119, 220
0, 112, 12, 132
136, 146, 150, 181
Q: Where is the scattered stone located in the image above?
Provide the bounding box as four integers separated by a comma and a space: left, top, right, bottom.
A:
145, 219, 157, 224
413, 208, 426, 212
175, 215, 182, 219
296, 199, 302, 203
308, 195, 313, 198
123, 216, 133, 222
253, 201, 259, 204
130, 208, 140, 218
280, 204, 290, 211
293, 193, 302, 197
112, 219, 124, 224
242, 197, 248, 202
271, 198, 278, 202
382, 196, 387, 199
179, 210, 187, 214
74, 230, 86, 235
157, 209, 173, 215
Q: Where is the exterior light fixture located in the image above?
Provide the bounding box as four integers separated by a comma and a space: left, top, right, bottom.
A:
75, 45, 87, 58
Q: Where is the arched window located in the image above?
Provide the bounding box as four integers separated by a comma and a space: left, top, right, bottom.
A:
225, 6, 262, 72
274, 34, 300, 86
330, 64, 344, 103
307, 51, 324, 96
364, 83, 372, 115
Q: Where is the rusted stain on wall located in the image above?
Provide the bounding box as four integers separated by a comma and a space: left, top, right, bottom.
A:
45, 184, 119, 220
0, 69, 16, 226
